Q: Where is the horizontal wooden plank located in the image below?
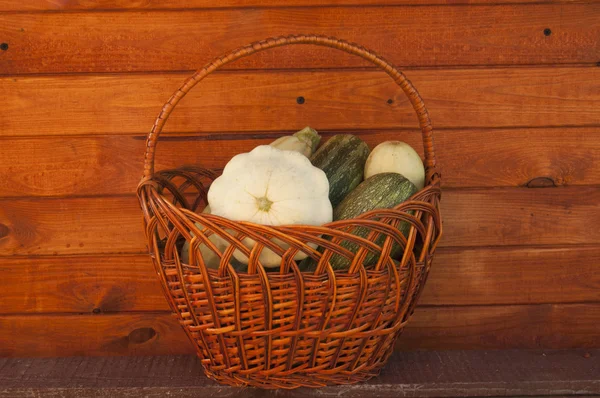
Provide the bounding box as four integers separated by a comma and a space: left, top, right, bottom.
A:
1, 127, 599, 198
1, 187, 598, 256
2, 68, 599, 138
0, 196, 144, 256
2, 246, 599, 314
0, 255, 166, 314
422, 245, 600, 306
401, 303, 600, 350
440, 187, 600, 247
0, 4, 598, 74
1, 350, 599, 398
0, 312, 191, 357
1, 303, 599, 356
0, 0, 585, 12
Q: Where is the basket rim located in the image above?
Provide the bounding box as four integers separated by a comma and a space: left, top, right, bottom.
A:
138, 166, 442, 276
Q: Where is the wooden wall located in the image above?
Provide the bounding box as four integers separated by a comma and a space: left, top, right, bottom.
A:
0, 0, 599, 357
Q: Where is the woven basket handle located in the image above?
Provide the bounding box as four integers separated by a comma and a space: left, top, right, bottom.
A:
142, 34, 437, 180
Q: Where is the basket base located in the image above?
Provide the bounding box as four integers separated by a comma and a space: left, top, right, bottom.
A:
204, 364, 385, 389
200, 346, 394, 389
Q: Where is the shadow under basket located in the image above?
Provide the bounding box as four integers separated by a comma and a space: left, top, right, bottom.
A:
137, 35, 443, 389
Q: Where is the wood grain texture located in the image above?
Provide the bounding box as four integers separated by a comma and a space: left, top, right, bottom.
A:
0, 0, 586, 12
2, 246, 599, 314
0, 0, 598, 359
0, 255, 165, 314
1, 127, 598, 198
2, 303, 599, 356
1, 350, 599, 397
421, 245, 600, 306
0, 312, 191, 357
440, 187, 600, 248
0, 195, 144, 256
1, 187, 598, 256
400, 303, 600, 350
0, 4, 598, 74
2, 68, 598, 137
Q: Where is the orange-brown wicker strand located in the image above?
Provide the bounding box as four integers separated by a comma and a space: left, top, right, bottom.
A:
137, 34, 442, 389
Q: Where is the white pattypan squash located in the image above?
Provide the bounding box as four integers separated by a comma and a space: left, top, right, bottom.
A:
207, 145, 332, 267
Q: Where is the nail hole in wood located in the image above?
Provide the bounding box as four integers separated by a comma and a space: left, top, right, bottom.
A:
0, 43, 8, 51
526, 177, 556, 188
128, 327, 157, 344
543, 28, 552, 36
92, 308, 101, 314
387, 99, 394, 104
0, 224, 9, 239
296, 96, 305, 105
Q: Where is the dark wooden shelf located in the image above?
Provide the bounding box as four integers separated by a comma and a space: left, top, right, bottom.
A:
1, 349, 599, 397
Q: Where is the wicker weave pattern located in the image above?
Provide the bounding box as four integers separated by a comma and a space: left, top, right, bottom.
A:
137, 35, 442, 389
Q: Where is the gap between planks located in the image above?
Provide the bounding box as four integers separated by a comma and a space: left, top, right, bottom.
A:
4, 300, 600, 318
0, 1, 596, 12
2, 124, 600, 141
0, 63, 598, 79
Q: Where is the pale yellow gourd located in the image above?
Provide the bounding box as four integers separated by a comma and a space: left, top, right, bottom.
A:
364, 141, 426, 190
180, 205, 226, 269
269, 126, 321, 157
207, 145, 332, 267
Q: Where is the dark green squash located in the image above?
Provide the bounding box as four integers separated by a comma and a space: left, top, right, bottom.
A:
330, 172, 417, 270
310, 134, 370, 208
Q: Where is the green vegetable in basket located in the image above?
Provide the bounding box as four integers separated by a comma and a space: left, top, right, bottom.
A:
310, 134, 370, 207
331, 172, 417, 269
300, 172, 417, 271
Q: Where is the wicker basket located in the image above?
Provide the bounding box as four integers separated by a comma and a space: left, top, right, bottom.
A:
137, 34, 442, 389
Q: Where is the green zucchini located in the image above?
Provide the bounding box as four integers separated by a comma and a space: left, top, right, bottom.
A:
310, 134, 370, 208
330, 172, 417, 270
